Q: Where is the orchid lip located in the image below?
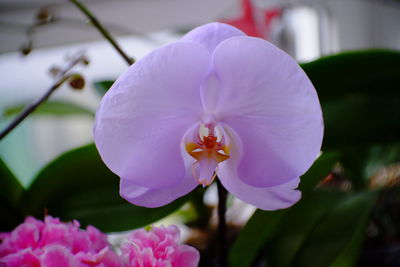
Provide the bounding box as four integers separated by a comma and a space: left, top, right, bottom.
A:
185, 123, 230, 186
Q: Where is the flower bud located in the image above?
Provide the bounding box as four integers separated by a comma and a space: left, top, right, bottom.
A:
36, 6, 54, 25
68, 74, 85, 90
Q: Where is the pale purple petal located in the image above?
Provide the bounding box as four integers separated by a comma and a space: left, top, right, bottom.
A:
218, 124, 301, 210
196, 157, 218, 187
220, 175, 301, 210
182, 22, 245, 53
94, 41, 211, 188
200, 73, 221, 113
213, 36, 323, 187
120, 177, 198, 208
119, 123, 200, 207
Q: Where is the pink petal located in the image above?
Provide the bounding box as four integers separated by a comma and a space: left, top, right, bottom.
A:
41, 245, 78, 267
85, 226, 109, 252
173, 245, 200, 267
182, 22, 245, 53
0, 249, 40, 267
8, 221, 41, 251
218, 124, 301, 210
76, 247, 122, 267
213, 36, 323, 187
94, 41, 211, 188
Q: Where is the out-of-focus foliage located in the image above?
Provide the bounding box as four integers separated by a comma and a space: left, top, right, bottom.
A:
0, 158, 24, 230
2, 101, 95, 118
93, 80, 114, 96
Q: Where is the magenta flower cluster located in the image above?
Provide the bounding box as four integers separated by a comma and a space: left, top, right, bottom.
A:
0, 216, 120, 267
0, 216, 199, 267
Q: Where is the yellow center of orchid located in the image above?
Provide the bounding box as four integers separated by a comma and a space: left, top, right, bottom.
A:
185, 125, 230, 186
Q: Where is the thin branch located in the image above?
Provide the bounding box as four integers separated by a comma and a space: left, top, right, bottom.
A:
217, 179, 229, 267
69, 0, 134, 66
0, 54, 86, 140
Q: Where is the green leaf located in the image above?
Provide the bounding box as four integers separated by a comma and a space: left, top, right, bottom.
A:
299, 152, 340, 194
339, 144, 400, 189
301, 50, 400, 149
363, 143, 400, 179
291, 191, 378, 267
322, 94, 400, 149
0, 157, 24, 230
301, 49, 400, 101
0, 157, 24, 205
328, 220, 369, 267
3, 101, 95, 118
22, 144, 189, 232
265, 191, 347, 267
93, 80, 114, 96
229, 209, 288, 267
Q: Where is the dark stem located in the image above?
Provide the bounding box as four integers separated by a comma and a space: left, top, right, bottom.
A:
216, 179, 229, 267
69, 0, 134, 66
0, 54, 85, 140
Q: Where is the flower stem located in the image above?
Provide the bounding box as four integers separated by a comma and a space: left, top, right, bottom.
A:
0, 54, 86, 141
69, 0, 134, 66
217, 179, 229, 267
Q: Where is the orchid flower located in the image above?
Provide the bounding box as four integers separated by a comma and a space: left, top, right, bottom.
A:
94, 22, 323, 210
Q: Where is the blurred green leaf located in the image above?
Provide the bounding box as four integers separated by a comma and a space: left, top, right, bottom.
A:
266, 191, 347, 267
328, 220, 369, 267
93, 80, 114, 96
22, 144, 190, 232
301, 50, 400, 149
340, 144, 400, 189
363, 143, 400, 178
299, 152, 340, 193
0, 157, 24, 230
229, 208, 288, 267
291, 191, 378, 267
301, 49, 400, 101
0, 157, 24, 205
322, 95, 400, 149
3, 101, 95, 118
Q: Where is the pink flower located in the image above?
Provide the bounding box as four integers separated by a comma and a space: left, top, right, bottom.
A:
94, 22, 323, 210
121, 225, 200, 267
0, 216, 122, 267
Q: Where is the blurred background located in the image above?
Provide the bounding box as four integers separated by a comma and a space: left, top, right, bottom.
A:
0, 0, 399, 186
